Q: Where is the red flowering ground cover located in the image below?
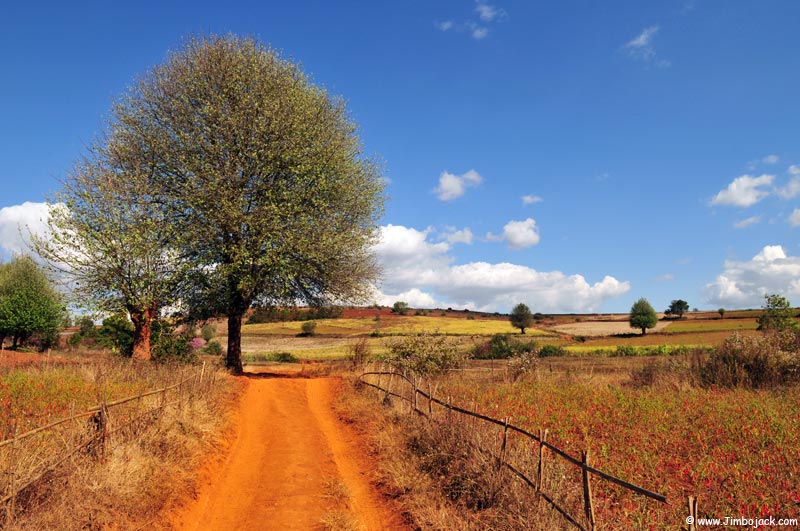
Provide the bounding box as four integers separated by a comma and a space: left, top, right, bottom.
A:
444, 380, 800, 530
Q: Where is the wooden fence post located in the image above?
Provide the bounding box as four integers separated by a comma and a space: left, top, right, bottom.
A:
498, 417, 509, 471
687, 496, 698, 531
7, 424, 18, 524
582, 449, 596, 531
537, 428, 548, 494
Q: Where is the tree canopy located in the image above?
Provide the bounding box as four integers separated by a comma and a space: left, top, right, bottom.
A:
510, 303, 534, 334
0, 256, 64, 350
35, 147, 188, 360
757, 294, 797, 332
629, 297, 657, 335
105, 35, 384, 372
667, 299, 689, 319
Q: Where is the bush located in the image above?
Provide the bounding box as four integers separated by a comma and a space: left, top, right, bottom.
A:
392, 301, 409, 315
538, 345, 567, 357
300, 320, 317, 336
271, 351, 298, 363
507, 350, 538, 382
201, 323, 216, 341
348, 337, 370, 370
614, 345, 638, 357
150, 320, 196, 364
473, 335, 539, 360
96, 313, 134, 356
202, 340, 223, 356
698, 331, 800, 388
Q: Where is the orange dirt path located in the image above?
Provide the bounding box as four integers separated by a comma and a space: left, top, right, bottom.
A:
172, 374, 407, 531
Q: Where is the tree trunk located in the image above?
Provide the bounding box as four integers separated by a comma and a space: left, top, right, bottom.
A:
130, 306, 156, 361
227, 312, 244, 375
641, 327, 647, 335
521, 328, 526, 334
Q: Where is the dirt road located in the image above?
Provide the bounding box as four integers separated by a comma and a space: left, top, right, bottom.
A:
172, 373, 406, 531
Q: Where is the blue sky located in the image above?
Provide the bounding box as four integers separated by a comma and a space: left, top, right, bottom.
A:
1, 0, 799, 313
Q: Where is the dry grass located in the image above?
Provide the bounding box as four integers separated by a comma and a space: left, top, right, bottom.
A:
549, 320, 671, 337
1, 359, 240, 531
334, 375, 582, 531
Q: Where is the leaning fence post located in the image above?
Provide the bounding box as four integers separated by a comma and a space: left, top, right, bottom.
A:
582, 449, 596, 531
687, 496, 698, 531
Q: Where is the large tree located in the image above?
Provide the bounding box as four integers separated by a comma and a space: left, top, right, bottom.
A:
34, 149, 187, 360
109, 35, 384, 372
0, 256, 64, 350
629, 297, 658, 335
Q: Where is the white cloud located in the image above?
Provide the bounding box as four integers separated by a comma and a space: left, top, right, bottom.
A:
776, 166, 800, 199
442, 227, 474, 245
521, 194, 543, 205
433, 169, 483, 201
624, 26, 658, 59
372, 224, 629, 312
790, 209, 800, 227
711, 174, 774, 207
437, 20, 454, 31
475, 1, 505, 22
704, 245, 800, 308
0, 202, 52, 257
733, 216, 761, 229
656, 274, 674, 282
762, 154, 780, 164
470, 24, 489, 40
501, 218, 540, 249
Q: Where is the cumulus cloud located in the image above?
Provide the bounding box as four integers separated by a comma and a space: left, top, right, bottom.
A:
521, 194, 543, 205
733, 216, 761, 229
711, 174, 774, 207
433, 169, 483, 201
0, 202, 52, 258
500, 218, 540, 249
704, 245, 800, 308
372, 224, 629, 312
790, 209, 800, 227
762, 154, 780, 164
442, 227, 474, 245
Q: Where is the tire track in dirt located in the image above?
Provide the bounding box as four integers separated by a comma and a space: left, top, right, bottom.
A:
172, 374, 406, 531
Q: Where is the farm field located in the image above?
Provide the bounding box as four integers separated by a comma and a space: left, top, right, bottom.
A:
439, 369, 800, 530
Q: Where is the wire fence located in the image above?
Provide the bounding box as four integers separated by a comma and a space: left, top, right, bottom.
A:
358, 367, 668, 531
0, 362, 215, 524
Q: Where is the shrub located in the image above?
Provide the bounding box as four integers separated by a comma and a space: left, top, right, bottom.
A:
203, 340, 223, 356
383, 332, 464, 383
538, 345, 567, 357
189, 337, 206, 350
271, 351, 297, 363
614, 345, 638, 357
78, 316, 96, 337
150, 320, 196, 364
757, 293, 797, 332
348, 337, 370, 370
300, 320, 317, 336
96, 313, 134, 356
698, 331, 800, 388
507, 350, 539, 382
201, 323, 216, 341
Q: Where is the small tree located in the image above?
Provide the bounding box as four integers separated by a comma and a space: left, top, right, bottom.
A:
667, 299, 690, 319
301, 320, 317, 336
392, 301, 409, 315
0, 256, 64, 350
510, 303, 534, 334
757, 294, 797, 332
629, 297, 658, 335
718, 308, 726, 319
384, 332, 464, 396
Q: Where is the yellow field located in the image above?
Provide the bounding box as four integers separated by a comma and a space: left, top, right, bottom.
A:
663, 317, 759, 333
242, 315, 547, 337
